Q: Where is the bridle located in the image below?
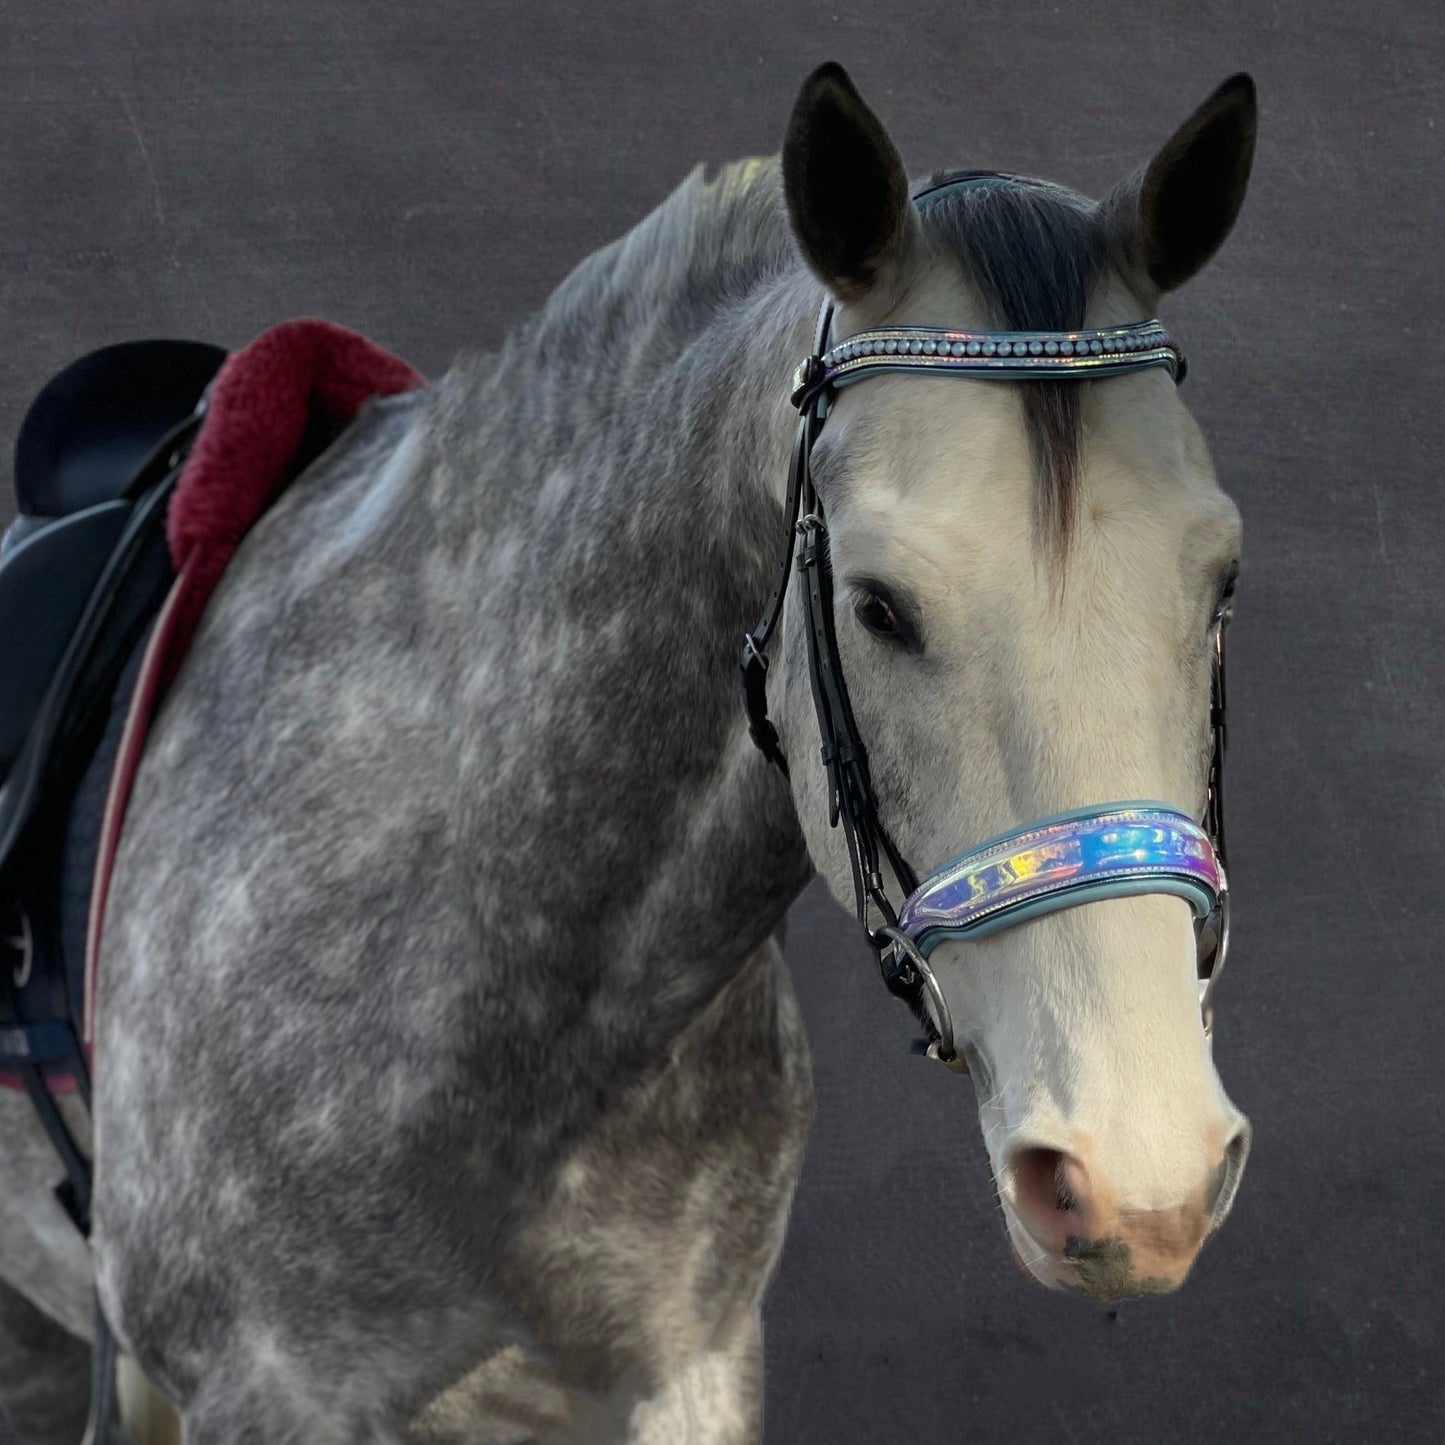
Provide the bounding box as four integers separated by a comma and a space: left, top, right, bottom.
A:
741, 173, 1235, 1067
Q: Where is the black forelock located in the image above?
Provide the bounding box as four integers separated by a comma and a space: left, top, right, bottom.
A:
916, 173, 1110, 555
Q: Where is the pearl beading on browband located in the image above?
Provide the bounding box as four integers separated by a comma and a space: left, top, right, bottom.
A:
790, 318, 1185, 410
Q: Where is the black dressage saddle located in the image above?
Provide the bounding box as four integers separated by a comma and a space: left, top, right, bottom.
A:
0, 339, 225, 1103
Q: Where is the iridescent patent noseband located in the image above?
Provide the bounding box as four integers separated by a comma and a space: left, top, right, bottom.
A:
741, 173, 1233, 1067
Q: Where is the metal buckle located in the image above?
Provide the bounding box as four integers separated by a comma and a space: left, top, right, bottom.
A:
2, 903, 33, 991
790, 355, 826, 409
1196, 869, 1230, 1038
875, 924, 956, 1064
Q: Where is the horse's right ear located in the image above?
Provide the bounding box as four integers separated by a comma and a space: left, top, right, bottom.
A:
782, 62, 919, 305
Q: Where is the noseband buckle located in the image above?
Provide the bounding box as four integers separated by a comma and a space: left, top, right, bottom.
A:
874, 923, 956, 1065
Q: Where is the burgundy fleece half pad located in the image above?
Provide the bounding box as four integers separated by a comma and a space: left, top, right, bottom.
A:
166, 318, 425, 687
78, 319, 424, 1060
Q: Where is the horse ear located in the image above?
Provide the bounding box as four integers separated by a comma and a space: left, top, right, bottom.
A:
1103, 73, 1258, 298
782, 62, 919, 304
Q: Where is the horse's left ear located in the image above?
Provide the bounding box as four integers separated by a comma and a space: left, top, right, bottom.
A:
782, 62, 920, 305
1103, 73, 1258, 298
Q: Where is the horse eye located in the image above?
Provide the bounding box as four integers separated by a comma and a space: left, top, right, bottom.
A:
855, 589, 903, 640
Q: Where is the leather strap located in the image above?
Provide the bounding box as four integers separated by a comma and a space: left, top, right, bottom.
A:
739, 301, 835, 778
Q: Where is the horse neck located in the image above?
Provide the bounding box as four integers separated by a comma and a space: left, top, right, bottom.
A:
668, 274, 824, 559
438, 242, 822, 1044
597, 266, 823, 933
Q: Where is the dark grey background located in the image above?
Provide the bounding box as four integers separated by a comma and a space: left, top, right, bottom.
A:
1, 2, 1440, 1442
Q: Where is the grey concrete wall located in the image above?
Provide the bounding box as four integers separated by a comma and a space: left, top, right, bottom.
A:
2, 2, 1439, 1440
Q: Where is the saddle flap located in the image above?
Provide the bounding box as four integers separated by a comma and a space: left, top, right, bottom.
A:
0, 502, 133, 772
15, 339, 227, 519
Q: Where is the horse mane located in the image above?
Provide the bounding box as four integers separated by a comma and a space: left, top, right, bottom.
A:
526, 157, 797, 364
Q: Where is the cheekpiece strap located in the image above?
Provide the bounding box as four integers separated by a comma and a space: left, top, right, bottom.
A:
895, 804, 1221, 957
791, 319, 1184, 411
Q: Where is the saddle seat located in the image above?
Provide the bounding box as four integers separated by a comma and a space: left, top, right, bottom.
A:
11, 340, 228, 532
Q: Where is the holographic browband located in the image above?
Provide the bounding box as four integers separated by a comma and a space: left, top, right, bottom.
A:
790, 319, 1184, 410
895, 803, 1221, 958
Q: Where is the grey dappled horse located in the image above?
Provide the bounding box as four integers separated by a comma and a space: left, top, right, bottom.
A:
0, 63, 1258, 1444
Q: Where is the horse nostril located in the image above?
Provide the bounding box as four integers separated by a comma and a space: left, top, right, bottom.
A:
1203, 1155, 1227, 1216
1053, 1157, 1079, 1212
1008, 1145, 1092, 1256
1206, 1116, 1252, 1229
